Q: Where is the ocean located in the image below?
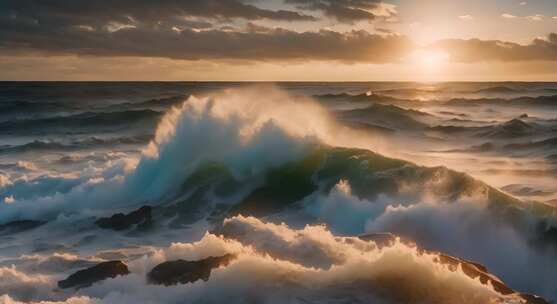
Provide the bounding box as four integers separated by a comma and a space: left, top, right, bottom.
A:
0, 82, 556, 303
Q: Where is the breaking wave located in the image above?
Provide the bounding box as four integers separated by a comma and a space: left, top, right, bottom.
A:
1, 86, 556, 303
0, 87, 332, 221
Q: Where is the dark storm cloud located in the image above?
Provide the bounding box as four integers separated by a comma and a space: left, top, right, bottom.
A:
284, 0, 392, 22
0, 20, 412, 63
0, 0, 317, 27
0, 0, 411, 63
434, 33, 557, 62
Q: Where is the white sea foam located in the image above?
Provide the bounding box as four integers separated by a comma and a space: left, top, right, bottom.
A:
0, 216, 526, 304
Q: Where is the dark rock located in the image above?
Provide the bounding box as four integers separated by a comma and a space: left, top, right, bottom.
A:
95, 206, 152, 231
0, 220, 46, 235
436, 254, 515, 296
147, 254, 236, 286
520, 294, 551, 304
57, 261, 130, 289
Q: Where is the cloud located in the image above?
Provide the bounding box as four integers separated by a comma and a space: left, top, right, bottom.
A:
501, 13, 545, 21
458, 15, 474, 21
526, 14, 544, 22
0, 0, 410, 63
284, 0, 398, 23
501, 13, 518, 19
433, 33, 557, 62
0, 18, 412, 63
520, 1, 527, 5
0, 0, 316, 26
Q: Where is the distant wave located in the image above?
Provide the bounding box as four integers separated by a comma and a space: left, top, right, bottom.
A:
477, 119, 537, 139
472, 86, 520, 94
374, 87, 443, 95
429, 118, 540, 139
0, 94, 188, 126
0, 109, 162, 136
437, 110, 470, 117
336, 103, 434, 130
480, 168, 557, 177
375, 85, 553, 96
314, 90, 557, 106
0, 135, 151, 154
314, 92, 411, 105
0, 100, 73, 114
446, 95, 557, 107
502, 184, 555, 197
341, 85, 527, 97
95, 95, 189, 112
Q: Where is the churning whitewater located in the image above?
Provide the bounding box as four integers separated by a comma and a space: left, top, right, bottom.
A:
0, 83, 556, 304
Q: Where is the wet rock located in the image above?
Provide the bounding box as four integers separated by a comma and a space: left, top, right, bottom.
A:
57, 261, 130, 289
520, 294, 551, 304
436, 254, 515, 296
95, 206, 152, 231
147, 254, 236, 286
0, 220, 46, 235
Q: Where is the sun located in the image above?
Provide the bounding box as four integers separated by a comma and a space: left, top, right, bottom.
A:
406, 49, 450, 81
412, 49, 450, 69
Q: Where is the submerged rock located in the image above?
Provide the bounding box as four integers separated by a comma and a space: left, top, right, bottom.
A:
0, 220, 46, 235
147, 254, 236, 286
95, 205, 152, 231
521, 294, 552, 304
436, 254, 514, 296
57, 261, 130, 289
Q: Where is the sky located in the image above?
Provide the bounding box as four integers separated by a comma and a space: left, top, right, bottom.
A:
1, 0, 557, 81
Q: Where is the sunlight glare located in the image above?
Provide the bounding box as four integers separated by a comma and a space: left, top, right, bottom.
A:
412, 49, 450, 70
